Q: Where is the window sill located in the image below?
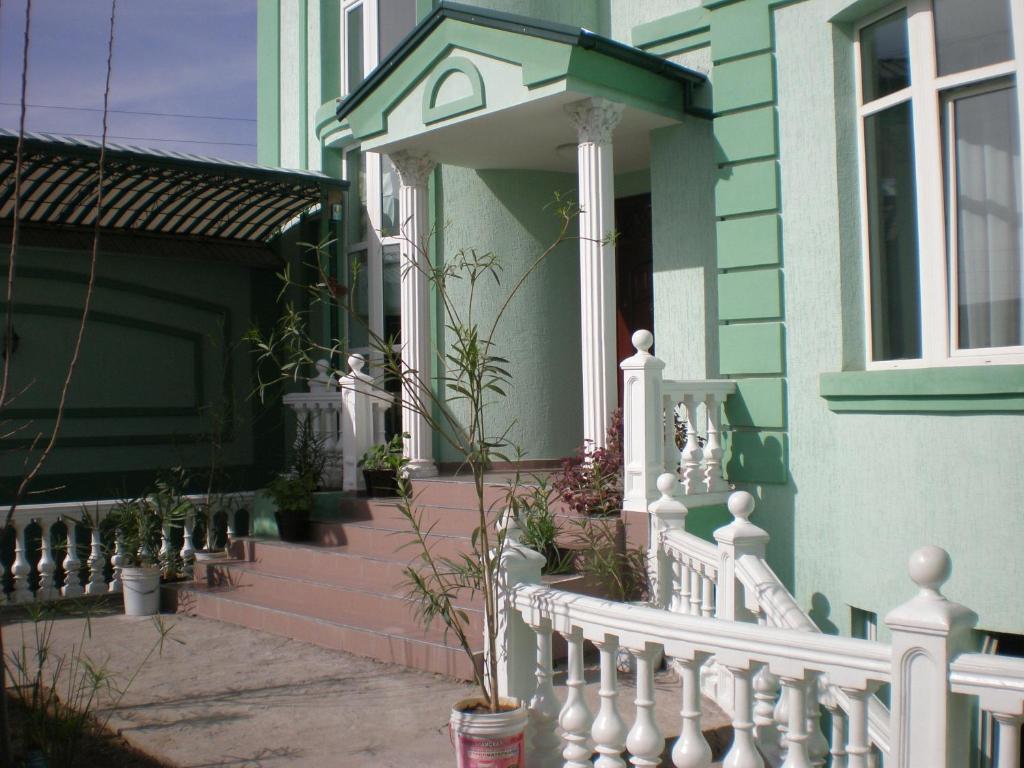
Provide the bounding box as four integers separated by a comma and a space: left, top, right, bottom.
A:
819, 365, 1024, 413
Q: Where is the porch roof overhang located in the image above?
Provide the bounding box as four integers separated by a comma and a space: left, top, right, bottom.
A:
0, 129, 347, 247
328, 2, 710, 174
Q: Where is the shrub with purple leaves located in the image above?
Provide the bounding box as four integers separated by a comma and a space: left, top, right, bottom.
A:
553, 408, 623, 517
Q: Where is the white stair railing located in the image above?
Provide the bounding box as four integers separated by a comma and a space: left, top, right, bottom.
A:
499, 526, 1022, 768
649, 473, 891, 760
282, 355, 393, 491
620, 330, 736, 514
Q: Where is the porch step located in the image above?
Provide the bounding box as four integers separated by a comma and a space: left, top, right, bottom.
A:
173, 475, 587, 683
170, 582, 482, 680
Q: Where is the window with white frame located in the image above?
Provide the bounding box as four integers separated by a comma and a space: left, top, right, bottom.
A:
856, 0, 1024, 367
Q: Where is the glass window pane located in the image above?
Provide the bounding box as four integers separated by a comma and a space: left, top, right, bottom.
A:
382, 244, 402, 343
865, 101, 922, 360
950, 86, 1022, 349
934, 0, 1013, 76
346, 4, 364, 92
379, 0, 417, 61
345, 149, 368, 244
860, 10, 909, 103
381, 155, 400, 237
347, 249, 370, 349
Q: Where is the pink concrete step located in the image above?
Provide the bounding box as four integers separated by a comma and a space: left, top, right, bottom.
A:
200, 562, 484, 636
310, 519, 475, 560
227, 538, 413, 593
171, 583, 482, 680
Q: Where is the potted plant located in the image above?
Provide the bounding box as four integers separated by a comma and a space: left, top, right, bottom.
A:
104, 491, 186, 616
358, 432, 406, 497
265, 416, 325, 542
247, 196, 587, 765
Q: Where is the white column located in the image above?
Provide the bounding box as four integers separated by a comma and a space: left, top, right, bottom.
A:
389, 150, 437, 478
568, 97, 623, 448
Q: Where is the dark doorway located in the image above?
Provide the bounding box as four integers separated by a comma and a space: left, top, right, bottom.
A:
615, 193, 654, 403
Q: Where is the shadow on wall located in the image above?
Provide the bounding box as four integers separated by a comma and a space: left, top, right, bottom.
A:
809, 592, 840, 636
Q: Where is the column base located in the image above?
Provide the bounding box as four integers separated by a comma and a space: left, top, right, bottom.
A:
402, 460, 438, 479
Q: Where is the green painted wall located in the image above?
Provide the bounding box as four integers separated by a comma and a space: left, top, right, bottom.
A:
460, 0, 603, 32
435, 166, 583, 464
257, 0, 281, 166
771, 0, 1024, 637
0, 242, 284, 503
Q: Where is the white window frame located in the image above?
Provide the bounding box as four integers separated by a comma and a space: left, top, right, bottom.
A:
854, 0, 1024, 369
342, 0, 378, 97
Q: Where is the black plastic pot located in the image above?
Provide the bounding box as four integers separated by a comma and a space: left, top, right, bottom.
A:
274, 511, 310, 542
362, 469, 400, 498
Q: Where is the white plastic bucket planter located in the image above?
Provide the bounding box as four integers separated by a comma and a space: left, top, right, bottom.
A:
450, 697, 527, 768
121, 566, 161, 616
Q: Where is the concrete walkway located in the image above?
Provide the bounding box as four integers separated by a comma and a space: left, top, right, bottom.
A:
3, 607, 731, 767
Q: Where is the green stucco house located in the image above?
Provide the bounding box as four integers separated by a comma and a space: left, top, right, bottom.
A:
257, 0, 1024, 654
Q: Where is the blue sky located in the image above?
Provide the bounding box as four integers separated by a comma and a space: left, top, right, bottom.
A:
0, 0, 257, 162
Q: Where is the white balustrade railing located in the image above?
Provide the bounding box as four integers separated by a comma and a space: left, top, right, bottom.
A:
648, 472, 891, 758
620, 330, 736, 513
499, 520, 1024, 768
0, 492, 252, 604
282, 355, 393, 491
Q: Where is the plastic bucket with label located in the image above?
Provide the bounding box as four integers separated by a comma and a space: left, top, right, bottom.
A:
450, 697, 527, 768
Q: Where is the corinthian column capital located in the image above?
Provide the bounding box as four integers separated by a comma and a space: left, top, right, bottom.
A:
566, 98, 624, 144
389, 150, 436, 188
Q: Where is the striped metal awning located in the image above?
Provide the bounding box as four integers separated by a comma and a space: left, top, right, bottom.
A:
0, 130, 346, 243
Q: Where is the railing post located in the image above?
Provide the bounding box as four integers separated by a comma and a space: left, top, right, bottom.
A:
648, 473, 687, 610
496, 515, 546, 703
620, 329, 665, 514
713, 491, 767, 623
885, 546, 977, 768
340, 354, 387, 492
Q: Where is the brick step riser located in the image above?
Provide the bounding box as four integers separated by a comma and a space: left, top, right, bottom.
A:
225, 540, 414, 591
201, 564, 485, 638
334, 499, 585, 537
177, 587, 482, 681
388, 479, 573, 512
311, 522, 475, 560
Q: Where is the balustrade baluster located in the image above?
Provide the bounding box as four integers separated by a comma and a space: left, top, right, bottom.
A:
841, 687, 871, 768
703, 393, 727, 493
689, 568, 701, 616
780, 676, 812, 768
62, 522, 83, 598
671, 655, 712, 768
36, 519, 56, 600
85, 525, 105, 594
663, 396, 679, 474
700, 572, 714, 618
226, 507, 237, 541
774, 670, 789, 757
180, 514, 195, 579
109, 534, 124, 593
753, 666, 782, 762
159, 523, 171, 576
994, 714, 1023, 768
680, 395, 704, 495
826, 701, 848, 768
592, 636, 629, 768
528, 619, 562, 768
559, 627, 593, 768
722, 666, 764, 768
676, 560, 691, 615
804, 675, 828, 767
626, 645, 663, 767
10, 521, 31, 602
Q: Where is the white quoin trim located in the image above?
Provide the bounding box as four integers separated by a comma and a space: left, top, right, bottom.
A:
567, 97, 623, 449
389, 149, 437, 478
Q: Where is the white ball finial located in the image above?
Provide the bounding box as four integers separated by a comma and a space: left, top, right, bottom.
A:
631, 329, 653, 354
315, 358, 329, 375
656, 473, 677, 499
908, 545, 951, 596
348, 353, 365, 375
727, 490, 755, 522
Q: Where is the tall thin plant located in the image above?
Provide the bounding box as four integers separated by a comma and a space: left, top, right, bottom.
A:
248, 195, 589, 711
